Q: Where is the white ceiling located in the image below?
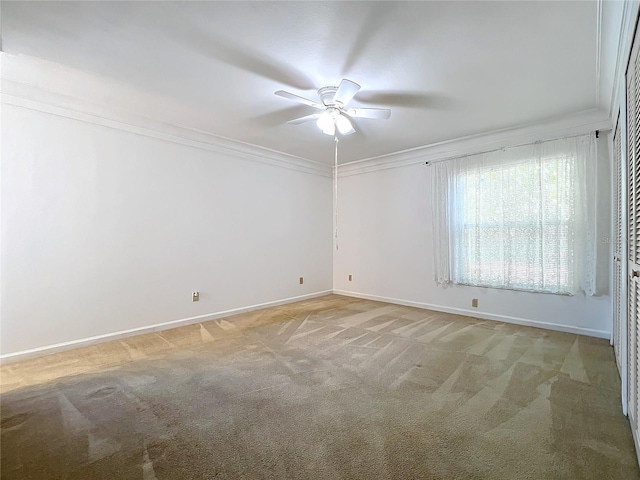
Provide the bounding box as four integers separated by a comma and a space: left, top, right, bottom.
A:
2, 1, 607, 164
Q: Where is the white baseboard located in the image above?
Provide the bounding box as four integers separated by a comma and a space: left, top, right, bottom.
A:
1, 288, 609, 364
333, 290, 610, 339
0, 290, 333, 364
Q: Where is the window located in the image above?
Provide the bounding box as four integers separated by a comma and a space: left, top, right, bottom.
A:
452, 157, 575, 293
432, 134, 596, 295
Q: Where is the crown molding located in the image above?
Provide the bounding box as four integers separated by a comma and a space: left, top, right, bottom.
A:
1, 77, 612, 180
337, 108, 612, 177
609, 0, 639, 119
0, 78, 332, 178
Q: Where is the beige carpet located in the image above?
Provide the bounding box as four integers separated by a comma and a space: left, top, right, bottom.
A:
1, 294, 638, 479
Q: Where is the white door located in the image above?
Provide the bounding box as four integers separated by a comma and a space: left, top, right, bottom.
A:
614, 117, 623, 373
627, 29, 640, 439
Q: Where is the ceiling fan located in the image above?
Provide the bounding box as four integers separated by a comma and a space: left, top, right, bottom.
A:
275, 79, 391, 136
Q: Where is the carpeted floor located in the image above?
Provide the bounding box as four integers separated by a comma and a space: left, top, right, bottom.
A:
1, 294, 638, 479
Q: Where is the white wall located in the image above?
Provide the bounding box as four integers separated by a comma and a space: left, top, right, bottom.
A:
0, 47, 618, 360
334, 136, 613, 338
1, 101, 332, 356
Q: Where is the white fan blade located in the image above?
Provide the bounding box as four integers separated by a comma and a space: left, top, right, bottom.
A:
347, 108, 391, 119
275, 90, 323, 109
287, 114, 321, 125
333, 79, 361, 106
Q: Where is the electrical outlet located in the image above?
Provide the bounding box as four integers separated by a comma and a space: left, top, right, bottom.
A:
472, 298, 478, 308
348, 274, 353, 281
192, 291, 200, 302
299, 277, 304, 284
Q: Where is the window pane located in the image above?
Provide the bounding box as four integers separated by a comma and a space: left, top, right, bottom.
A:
452, 156, 575, 293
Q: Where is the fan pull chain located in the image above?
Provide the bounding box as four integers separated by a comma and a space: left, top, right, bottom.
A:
334, 135, 339, 251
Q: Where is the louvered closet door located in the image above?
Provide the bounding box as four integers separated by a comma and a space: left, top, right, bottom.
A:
628, 31, 640, 432
614, 118, 623, 372
631, 122, 640, 427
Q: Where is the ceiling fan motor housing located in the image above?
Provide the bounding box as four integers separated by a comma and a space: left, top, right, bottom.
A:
318, 86, 340, 106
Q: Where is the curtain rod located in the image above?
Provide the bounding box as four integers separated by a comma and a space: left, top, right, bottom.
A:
424, 130, 604, 166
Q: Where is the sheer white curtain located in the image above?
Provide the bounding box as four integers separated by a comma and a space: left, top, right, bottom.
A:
432, 133, 597, 295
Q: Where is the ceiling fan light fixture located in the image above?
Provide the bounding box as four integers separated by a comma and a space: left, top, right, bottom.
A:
335, 113, 355, 135
317, 110, 336, 136
320, 123, 335, 136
